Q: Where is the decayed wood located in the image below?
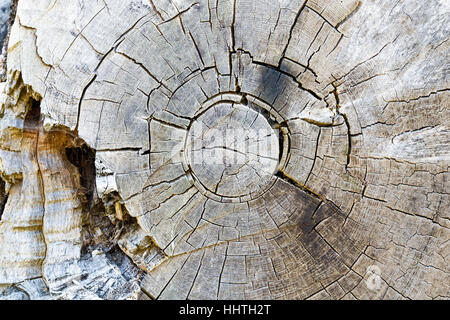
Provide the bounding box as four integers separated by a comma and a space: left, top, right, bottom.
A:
0, 0, 449, 300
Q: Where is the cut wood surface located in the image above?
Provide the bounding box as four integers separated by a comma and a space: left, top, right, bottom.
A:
0, 0, 448, 300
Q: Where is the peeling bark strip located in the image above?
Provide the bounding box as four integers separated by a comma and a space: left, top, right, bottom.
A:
0, 0, 449, 300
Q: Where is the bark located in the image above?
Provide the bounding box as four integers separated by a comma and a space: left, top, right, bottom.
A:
0, 0, 448, 300
0, 0, 16, 81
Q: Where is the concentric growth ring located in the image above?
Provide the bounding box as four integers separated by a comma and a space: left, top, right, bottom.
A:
182, 93, 289, 202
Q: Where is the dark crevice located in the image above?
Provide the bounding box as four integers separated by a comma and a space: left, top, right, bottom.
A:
305, 128, 321, 184
275, 171, 321, 200
234, 83, 248, 105
278, 1, 307, 67
277, 124, 288, 167
231, 0, 236, 52
0, 179, 7, 221
342, 113, 352, 170
65, 143, 96, 208
24, 98, 42, 128
331, 84, 352, 170
75, 74, 97, 134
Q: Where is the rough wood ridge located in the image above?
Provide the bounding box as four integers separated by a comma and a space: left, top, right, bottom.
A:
0, 0, 448, 300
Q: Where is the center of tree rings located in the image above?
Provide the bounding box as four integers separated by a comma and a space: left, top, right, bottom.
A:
183, 93, 288, 202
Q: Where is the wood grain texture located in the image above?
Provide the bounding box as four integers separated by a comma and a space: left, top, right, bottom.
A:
0, 0, 448, 300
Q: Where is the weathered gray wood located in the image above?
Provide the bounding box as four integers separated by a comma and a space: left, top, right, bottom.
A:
0, 0, 449, 300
